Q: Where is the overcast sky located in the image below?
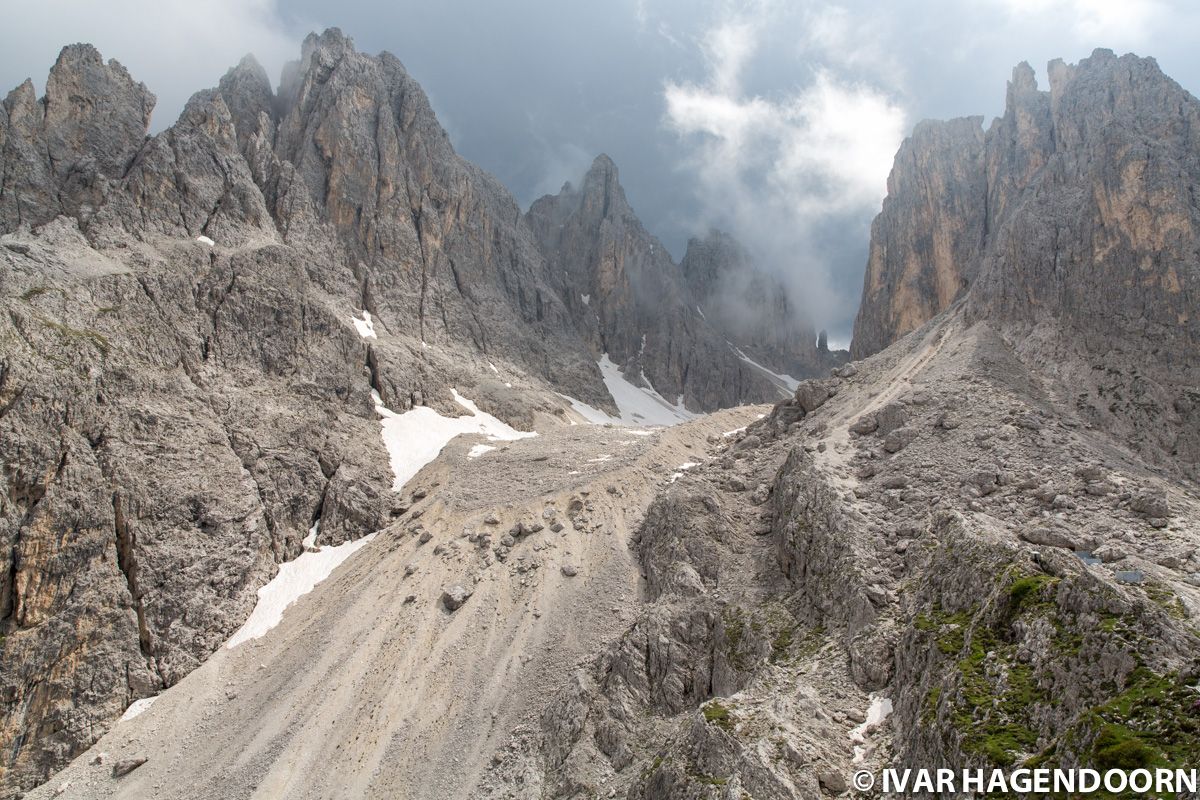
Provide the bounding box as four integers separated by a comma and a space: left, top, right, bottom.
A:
4, 0, 1199, 344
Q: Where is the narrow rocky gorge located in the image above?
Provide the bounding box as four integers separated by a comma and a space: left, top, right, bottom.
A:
1, 33, 1198, 800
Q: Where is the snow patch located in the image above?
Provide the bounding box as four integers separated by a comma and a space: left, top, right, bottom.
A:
119, 696, 156, 722
226, 389, 533, 649
351, 310, 377, 339
226, 533, 377, 648
668, 461, 699, 483
597, 354, 694, 427
468, 443, 496, 459
849, 695, 893, 764
730, 344, 799, 392
580, 293, 590, 306
302, 519, 320, 549
557, 392, 622, 425
488, 362, 499, 374
195, 235, 215, 247
375, 388, 535, 492
557, 358, 693, 427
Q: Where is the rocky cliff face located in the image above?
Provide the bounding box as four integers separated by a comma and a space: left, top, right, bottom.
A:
850, 116, 986, 359
853, 50, 1199, 371
527, 156, 810, 411
853, 50, 1200, 476
0, 30, 626, 795
679, 229, 846, 379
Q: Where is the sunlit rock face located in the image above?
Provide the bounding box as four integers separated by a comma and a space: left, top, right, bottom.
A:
853, 50, 1200, 370
851, 50, 1200, 472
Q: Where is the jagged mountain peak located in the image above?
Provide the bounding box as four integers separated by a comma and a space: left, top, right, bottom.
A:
1008, 59, 1038, 93
531, 152, 638, 236
853, 48, 1199, 473
217, 53, 274, 150
531, 153, 767, 407
853, 48, 1199, 360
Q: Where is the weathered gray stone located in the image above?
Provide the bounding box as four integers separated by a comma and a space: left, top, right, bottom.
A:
441, 585, 472, 611
883, 427, 918, 453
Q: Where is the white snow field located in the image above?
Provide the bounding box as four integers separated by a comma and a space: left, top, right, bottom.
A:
226, 533, 378, 648
598, 355, 694, 425
559, 355, 696, 427
119, 696, 157, 722
375, 388, 536, 491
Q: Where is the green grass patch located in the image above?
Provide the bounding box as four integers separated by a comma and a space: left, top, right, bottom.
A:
1144, 582, 1188, 620
40, 318, 111, 356
702, 701, 734, 732
1007, 574, 1060, 614
769, 627, 793, 663
1082, 668, 1200, 771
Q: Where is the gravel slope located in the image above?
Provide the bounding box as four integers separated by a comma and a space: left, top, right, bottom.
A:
27, 407, 763, 800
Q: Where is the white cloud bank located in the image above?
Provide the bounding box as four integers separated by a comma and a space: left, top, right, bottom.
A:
663, 7, 906, 328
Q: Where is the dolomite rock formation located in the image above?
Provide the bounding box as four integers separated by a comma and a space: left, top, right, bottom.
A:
502, 52, 1200, 799
852, 50, 1200, 475
0, 30, 603, 795
850, 116, 986, 359
9, 40, 1200, 800
853, 51, 1200, 372
679, 229, 847, 379
0, 29, 838, 795
527, 156, 807, 410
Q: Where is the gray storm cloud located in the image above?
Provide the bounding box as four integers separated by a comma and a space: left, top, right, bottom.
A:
3, 0, 1199, 344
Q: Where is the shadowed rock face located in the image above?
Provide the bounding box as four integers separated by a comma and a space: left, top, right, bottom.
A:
679, 230, 847, 380
527, 155, 823, 411
850, 115, 987, 359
